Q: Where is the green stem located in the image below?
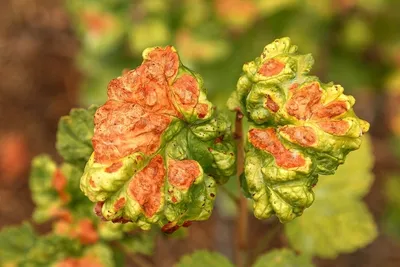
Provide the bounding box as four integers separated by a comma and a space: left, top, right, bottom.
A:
234, 110, 248, 267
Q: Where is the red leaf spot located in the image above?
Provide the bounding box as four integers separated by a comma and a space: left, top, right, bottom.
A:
89, 176, 96, 188
286, 82, 322, 120
249, 128, 306, 169
214, 135, 224, 144
161, 221, 180, 234
318, 120, 350, 135
258, 59, 285, 77
77, 219, 98, 245
172, 196, 177, 203
129, 155, 165, 218
172, 74, 199, 107
265, 95, 279, 112
52, 169, 70, 203
290, 83, 299, 91
280, 126, 317, 147
105, 161, 123, 173
114, 197, 126, 211
196, 103, 209, 118
313, 101, 348, 119
168, 159, 200, 190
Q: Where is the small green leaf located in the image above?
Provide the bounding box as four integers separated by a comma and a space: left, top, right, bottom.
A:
252, 249, 314, 267
0, 223, 36, 266
284, 136, 377, 258
119, 229, 157, 256
175, 250, 234, 267
56, 105, 97, 168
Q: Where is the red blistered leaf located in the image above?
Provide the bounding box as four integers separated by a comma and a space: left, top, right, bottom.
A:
258, 59, 286, 77
280, 126, 317, 147
286, 82, 322, 120
317, 120, 351, 135
249, 128, 306, 169
128, 155, 165, 218
168, 159, 201, 190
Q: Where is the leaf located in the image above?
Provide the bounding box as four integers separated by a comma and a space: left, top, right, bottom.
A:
119, 229, 157, 256
175, 250, 234, 267
56, 105, 97, 168
284, 136, 377, 258
53, 244, 115, 267
0, 223, 36, 266
228, 37, 370, 222
29, 155, 88, 223
252, 248, 314, 267
80, 46, 236, 231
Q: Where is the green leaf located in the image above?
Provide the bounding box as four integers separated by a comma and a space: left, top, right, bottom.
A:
80, 46, 236, 231
0, 223, 36, 266
175, 250, 234, 267
56, 105, 97, 168
252, 249, 314, 267
284, 136, 377, 258
229, 37, 370, 222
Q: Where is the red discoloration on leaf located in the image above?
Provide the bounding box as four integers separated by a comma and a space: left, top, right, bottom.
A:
161, 221, 180, 234
52, 169, 70, 203
56, 256, 103, 267
129, 155, 165, 217
258, 59, 285, 77
111, 217, 131, 224
172, 74, 199, 108
114, 197, 126, 211
93, 102, 172, 163
168, 159, 200, 190
313, 101, 348, 119
171, 196, 177, 203
280, 126, 317, 147
105, 161, 123, 173
89, 176, 96, 188
286, 82, 322, 120
93, 47, 208, 164
52, 209, 73, 223
318, 120, 350, 135
77, 219, 99, 245
265, 95, 279, 112
196, 103, 209, 118
249, 128, 306, 169
214, 135, 224, 144
290, 83, 299, 91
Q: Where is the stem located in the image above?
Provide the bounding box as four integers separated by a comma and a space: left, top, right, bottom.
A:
234, 110, 248, 267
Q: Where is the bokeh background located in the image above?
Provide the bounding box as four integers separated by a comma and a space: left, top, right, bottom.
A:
1, 0, 400, 266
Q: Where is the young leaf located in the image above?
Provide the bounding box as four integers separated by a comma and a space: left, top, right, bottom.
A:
0, 223, 36, 266
56, 105, 97, 168
228, 37, 370, 222
252, 248, 314, 267
80, 46, 236, 231
176, 250, 234, 267
284, 136, 377, 258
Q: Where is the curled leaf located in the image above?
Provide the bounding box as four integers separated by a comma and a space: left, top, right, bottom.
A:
228, 37, 369, 222
81, 46, 236, 230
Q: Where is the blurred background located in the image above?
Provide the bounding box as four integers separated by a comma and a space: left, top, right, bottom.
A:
1, 0, 400, 266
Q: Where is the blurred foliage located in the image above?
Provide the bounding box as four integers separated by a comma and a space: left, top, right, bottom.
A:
284, 135, 377, 258
382, 175, 400, 241
66, 0, 400, 108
